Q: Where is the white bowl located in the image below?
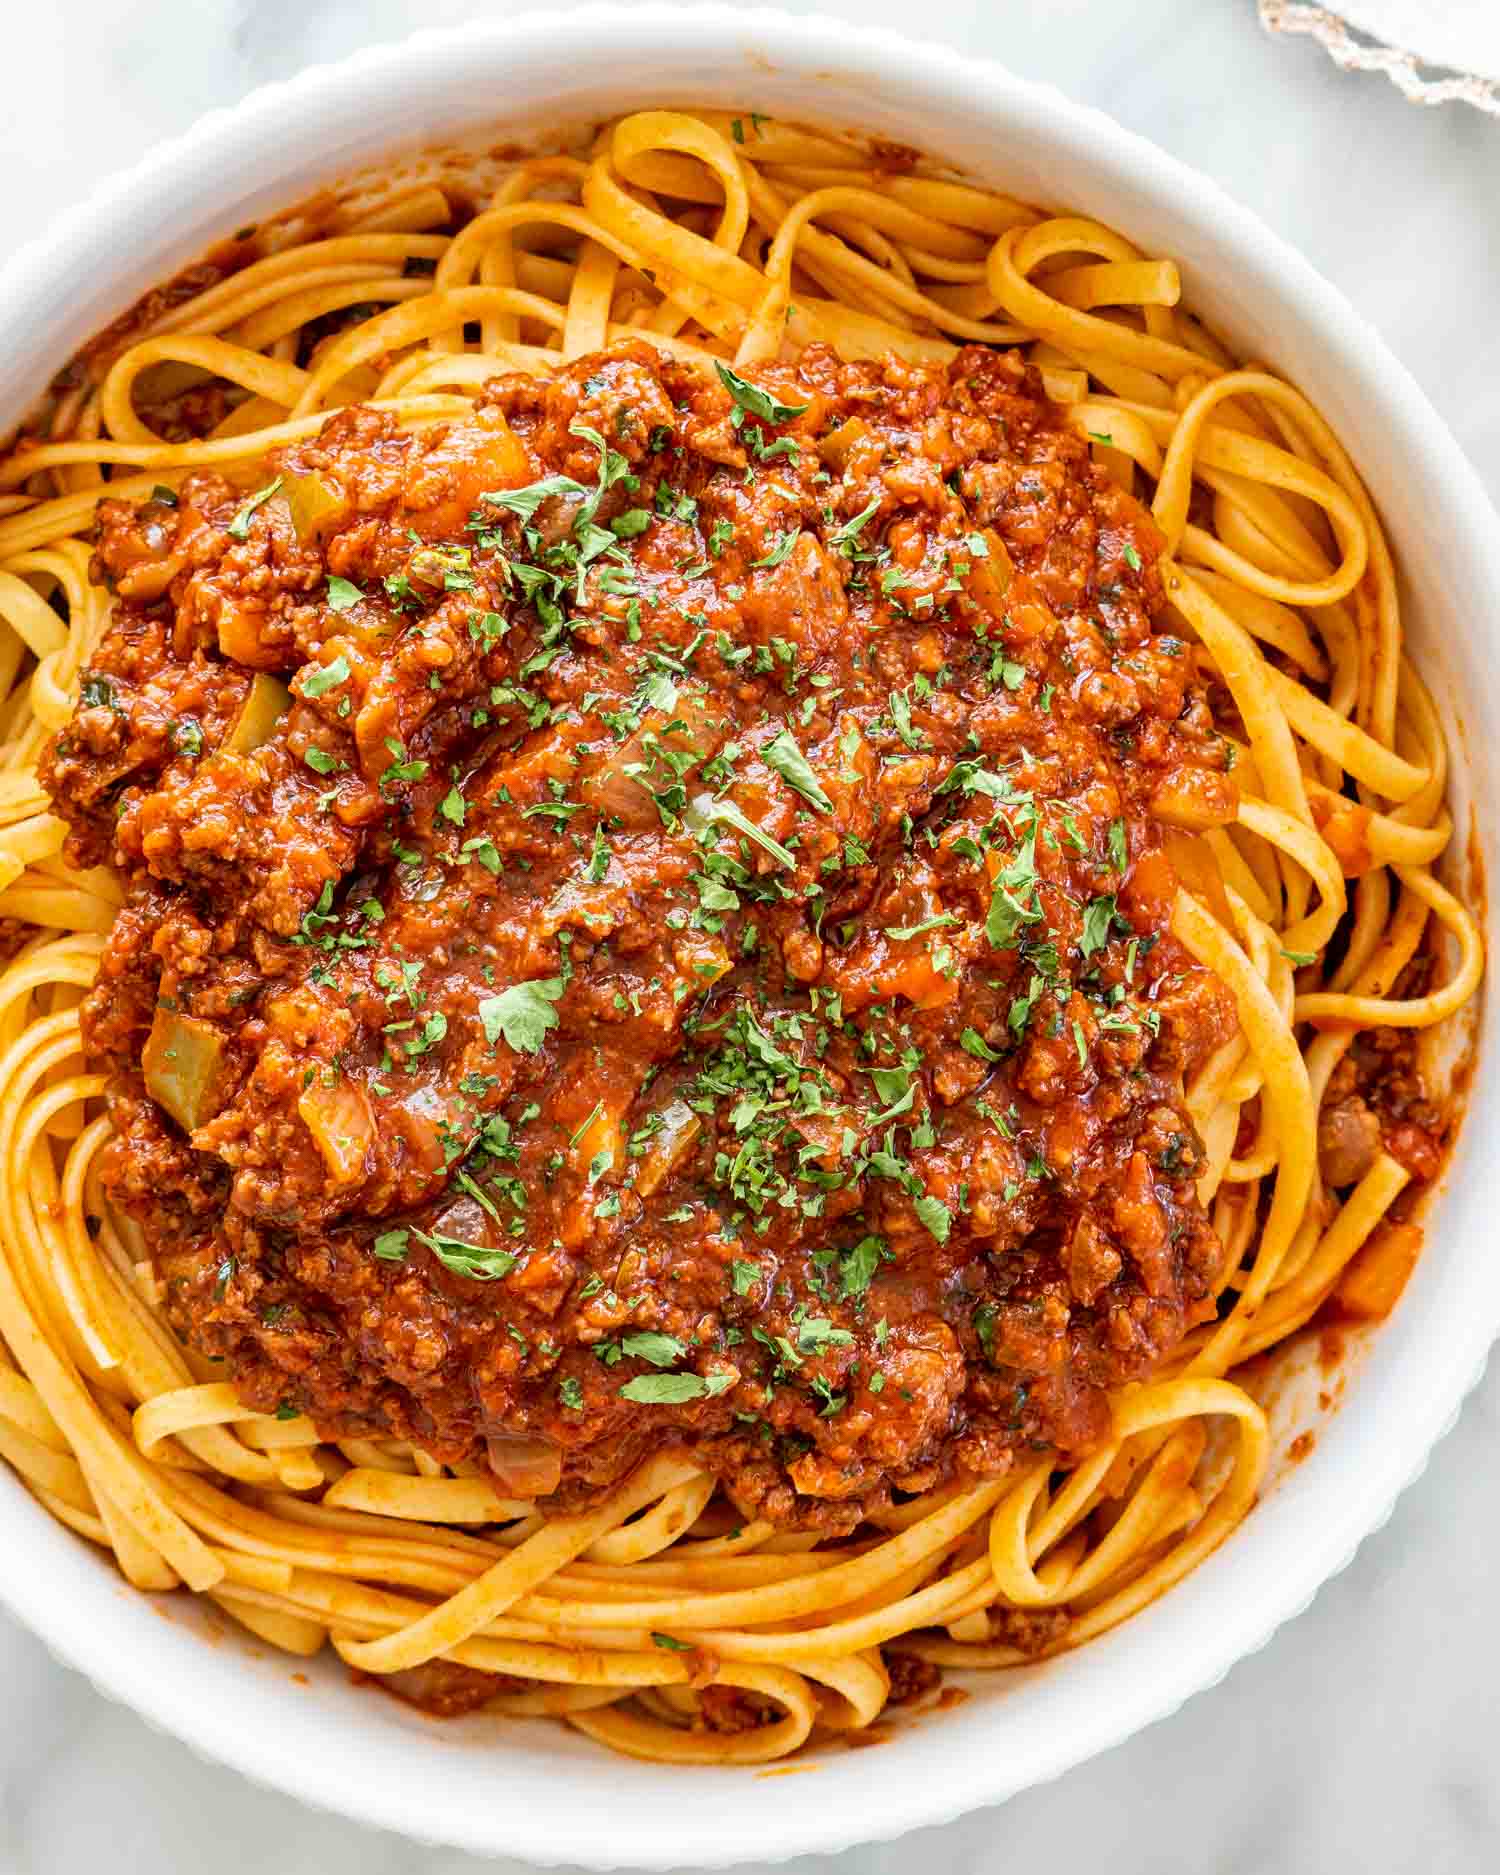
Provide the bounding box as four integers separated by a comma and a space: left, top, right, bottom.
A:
1, 6, 1495, 1864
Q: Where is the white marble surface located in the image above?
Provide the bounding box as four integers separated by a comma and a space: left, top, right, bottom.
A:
6, 1, 1500, 1870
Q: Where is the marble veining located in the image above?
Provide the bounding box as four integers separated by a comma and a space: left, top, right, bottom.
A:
7, 2, 1500, 1870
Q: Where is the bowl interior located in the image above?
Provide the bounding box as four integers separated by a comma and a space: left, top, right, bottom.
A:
0, 9, 1494, 1865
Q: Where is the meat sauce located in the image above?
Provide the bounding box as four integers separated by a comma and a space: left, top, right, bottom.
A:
46, 339, 1250, 1530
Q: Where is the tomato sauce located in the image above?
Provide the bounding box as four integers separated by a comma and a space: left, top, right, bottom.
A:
46, 339, 1244, 1529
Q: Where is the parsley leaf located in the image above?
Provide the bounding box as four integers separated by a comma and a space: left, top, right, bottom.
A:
935, 759, 1025, 802
986, 821, 1042, 949
302, 653, 351, 698
226, 477, 283, 541
764, 729, 833, 813
478, 976, 565, 1054
795, 1317, 854, 1356
619, 1372, 733, 1404
380, 736, 429, 785
714, 361, 808, 427
827, 496, 881, 556
483, 473, 590, 523
1080, 894, 1117, 959
326, 576, 363, 613
752, 528, 801, 569
913, 1194, 952, 1244
839, 1234, 884, 1299
462, 835, 501, 874
621, 1331, 688, 1368
889, 688, 924, 750
411, 1228, 517, 1281
885, 911, 958, 941
697, 796, 796, 869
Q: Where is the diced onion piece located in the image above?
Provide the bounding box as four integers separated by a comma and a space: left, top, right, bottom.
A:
673, 933, 731, 996
484, 1432, 562, 1499
569, 1096, 626, 1178
818, 416, 872, 473
297, 1078, 374, 1184
406, 547, 461, 591
142, 1009, 226, 1134
223, 673, 292, 756
961, 528, 1016, 621
404, 416, 533, 536
581, 689, 726, 829
635, 1099, 703, 1198
216, 601, 279, 667
886, 947, 959, 1011
116, 554, 183, 604
280, 471, 348, 543
962, 532, 1056, 644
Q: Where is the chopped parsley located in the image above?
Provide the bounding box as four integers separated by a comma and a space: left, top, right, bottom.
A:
986, 820, 1042, 950
225, 477, 283, 541
827, 496, 881, 556
478, 977, 566, 1054
1080, 894, 1118, 959
838, 1234, 884, 1299
885, 911, 958, 942
714, 361, 808, 428
408, 1227, 517, 1280
619, 1372, 734, 1404
752, 528, 801, 569
620, 1331, 688, 1368
764, 729, 833, 813
913, 1194, 952, 1244
302, 653, 351, 698
326, 576, 363, 613
697, 796, 796, 869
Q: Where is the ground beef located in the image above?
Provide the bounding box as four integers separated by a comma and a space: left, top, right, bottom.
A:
45, 339, 1240, 1529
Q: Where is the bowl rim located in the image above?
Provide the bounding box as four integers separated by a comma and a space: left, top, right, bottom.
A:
2, 5, 1497, 1864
